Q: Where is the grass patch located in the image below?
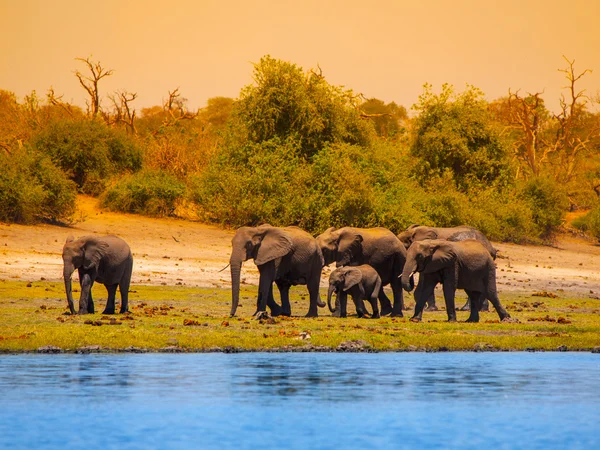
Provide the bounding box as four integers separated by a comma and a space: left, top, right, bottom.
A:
1, 280, 599, 352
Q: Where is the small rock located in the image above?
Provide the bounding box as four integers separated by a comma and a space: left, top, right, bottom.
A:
557, 345, 568, 352
37, 345, 62, 354
76, 345, 102, 354
336, 340, 372, 352
591, 347, 600, 354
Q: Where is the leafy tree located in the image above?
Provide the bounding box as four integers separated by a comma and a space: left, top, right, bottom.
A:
32, 119, 142, 195
360, 98, 408, 139
411, 83, 510, 191
230, 56, 374, 157
0, 147, 76, 223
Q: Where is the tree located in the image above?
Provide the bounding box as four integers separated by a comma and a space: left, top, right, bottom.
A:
411, 83, 510, 191
360, 98, 408, 139
230, 55, 374, 158
74, 56, 114, 117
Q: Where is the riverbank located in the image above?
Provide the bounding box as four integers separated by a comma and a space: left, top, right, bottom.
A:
1, 196, 600, 353
1, 281, 600, 353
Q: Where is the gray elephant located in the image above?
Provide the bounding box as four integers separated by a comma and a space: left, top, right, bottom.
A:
327, 265, 382, 318
398, 225, 497, 311
317, 227, 406, 316
401, 239, 510, 323
229, 225, 325, 317
62, 235, 133, 315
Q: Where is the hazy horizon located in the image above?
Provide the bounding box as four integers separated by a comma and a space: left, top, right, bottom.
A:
1, 0, 599, 113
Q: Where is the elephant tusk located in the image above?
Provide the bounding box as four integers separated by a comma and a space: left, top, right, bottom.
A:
218, 263, 230, 273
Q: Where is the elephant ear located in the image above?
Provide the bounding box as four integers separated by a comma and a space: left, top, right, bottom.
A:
414, 227, 438, 241
427, 242, 456, 273
337, 231, 363, 266
82, 238, 110, 270
254, 228, 293, 265
342, 267, 362, 292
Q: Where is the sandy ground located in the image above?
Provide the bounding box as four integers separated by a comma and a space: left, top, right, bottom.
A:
1, 196, 600, 299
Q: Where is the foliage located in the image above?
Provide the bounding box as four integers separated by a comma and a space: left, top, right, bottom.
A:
0, 147, 76, 224
230, 55, 374, 158
411, 83, 511, 191
360, 98, 408, 139
101, 169, 186, 216
519, 177, 568, 237
31, 119, 142, 195
572, 207, 600, 240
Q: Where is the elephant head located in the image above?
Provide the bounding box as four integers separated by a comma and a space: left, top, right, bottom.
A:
401, 240, 456, 292
327, 267, 363, 313
62, 235, 109, 314
229, 225, 293, 316
316, 227, 363, 267
397, 225, 438, 249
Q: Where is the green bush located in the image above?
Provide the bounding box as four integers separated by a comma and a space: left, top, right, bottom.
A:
519, 177, 568, 238
0, 147, 77, 224
32, 119, 142, 195
572, 208, 600, 240
101, 169, 185, 216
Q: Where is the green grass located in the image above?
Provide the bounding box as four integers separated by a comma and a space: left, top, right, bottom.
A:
1, 280, 599, 352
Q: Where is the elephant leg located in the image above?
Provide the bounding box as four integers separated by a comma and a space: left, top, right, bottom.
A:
411, 277, 434, 322
103, 284, 118, 314
378, 289, 393, 317
369, 294, 380, 319
272, 281, 288, 317
88, 289, 95, 314
442, 281, 457, 322
119, 274, 131, 314
486, 292, 510, 321
349, 293, 367, 318
419, 276, 438, 312
459, 298, 471, 311
425, 292, 438, 311
78, 273, 93, 315
255, 264, 275, 314
390, 278, 404, 317
305, 274, 322, 318
480, 297, 490, 312
465, 290, 482, 323
339, 292, 348, 318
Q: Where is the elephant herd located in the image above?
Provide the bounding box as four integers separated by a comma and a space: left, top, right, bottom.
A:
61, 224, 511, 323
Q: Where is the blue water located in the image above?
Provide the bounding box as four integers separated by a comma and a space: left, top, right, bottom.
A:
0, 353, 598, 449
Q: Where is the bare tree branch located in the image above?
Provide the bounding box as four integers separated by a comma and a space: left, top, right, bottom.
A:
74, 56, 114, 117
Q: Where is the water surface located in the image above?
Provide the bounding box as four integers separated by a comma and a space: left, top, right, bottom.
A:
0, 352, 598, 449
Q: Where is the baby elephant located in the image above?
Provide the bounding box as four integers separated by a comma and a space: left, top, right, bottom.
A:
327, 265, 382, 318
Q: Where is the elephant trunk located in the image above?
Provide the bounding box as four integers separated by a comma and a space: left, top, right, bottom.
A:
401, 259, 417, 292
327, 285, 337, 313
229, 251, 245, 317
63, 264, 76, 314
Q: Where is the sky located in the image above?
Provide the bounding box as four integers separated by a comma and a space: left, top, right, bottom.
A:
1, 0, 599, 114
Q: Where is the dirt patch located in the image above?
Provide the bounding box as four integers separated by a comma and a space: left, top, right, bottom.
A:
1, 196, 600, 297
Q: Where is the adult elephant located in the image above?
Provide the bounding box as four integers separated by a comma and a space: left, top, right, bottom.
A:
400, 239, 511, 323
316, 227, 406, 317
397, 225, 497, 311
62, 235, 133, 315
229, 225, 325, 317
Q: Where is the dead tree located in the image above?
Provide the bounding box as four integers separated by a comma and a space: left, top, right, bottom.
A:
108, 91, 138, 134
74, 57, 113, 118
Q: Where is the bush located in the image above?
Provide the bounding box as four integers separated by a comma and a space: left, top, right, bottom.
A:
519, 177, 568, 238
32, 119, 142, 195
101, 169, 185, 216
572, 208, 600, 240
0, 147, 77, 224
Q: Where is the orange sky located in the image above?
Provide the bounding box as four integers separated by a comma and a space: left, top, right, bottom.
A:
1, 0, 599, 113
